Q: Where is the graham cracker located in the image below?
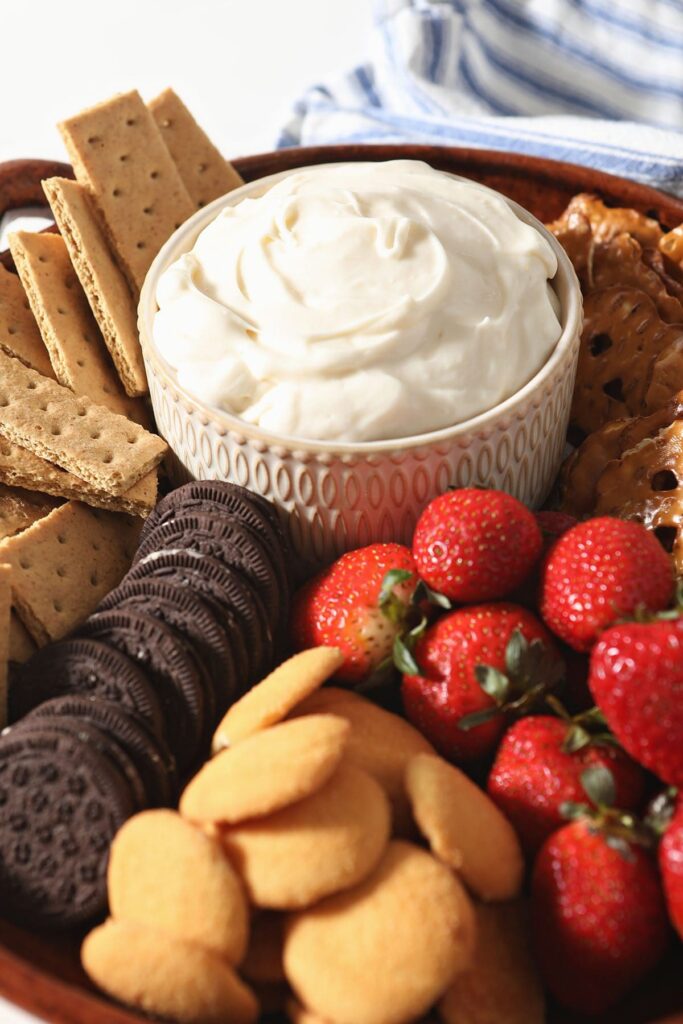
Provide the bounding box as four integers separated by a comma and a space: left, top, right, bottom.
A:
0, 352, 167, 495
0, 501, 142, 645
0, 266, 54, 378
0, 484, 56, 540
148, 88, 244, 209
8, 231, 146, 424
9, 611, 38, 662
0, 565, 10, 726
0, 438, 157, 518
58, 90, 195, 292
42, 177, 147, 398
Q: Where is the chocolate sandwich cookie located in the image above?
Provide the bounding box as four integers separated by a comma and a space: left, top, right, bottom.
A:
19, 715, 149, 813
9, 638, 164, 738
28, 696, 177, 807
80, 611, 205, 772
129, 550, 271, 684
98, 579, 237, 713
86, 597, 219, 749
145, 491, 292, 634
146, 480, 288, 548
133, 513, 281, 628
141, 481, 288, 575
0, 722, 136, 929
140, 482, 291, 603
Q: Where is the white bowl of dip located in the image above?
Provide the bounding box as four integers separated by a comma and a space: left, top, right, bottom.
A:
139, 160, 582, 564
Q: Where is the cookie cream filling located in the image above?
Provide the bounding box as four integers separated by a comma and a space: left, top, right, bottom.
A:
153, 160, 562, 443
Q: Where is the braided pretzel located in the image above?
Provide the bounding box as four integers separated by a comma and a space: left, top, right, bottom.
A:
590, 234, 683, 324
546, 210, 593, 287
559, 401, 677, 516
645, 337, 683, 413
595, 404, 683, 575
643, 247, 683, 304
571, 287, 683, 435
660, 224, 683, 268
548, 193, 663, 248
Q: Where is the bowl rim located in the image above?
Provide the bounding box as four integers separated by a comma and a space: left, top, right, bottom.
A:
138, 160, 583, 455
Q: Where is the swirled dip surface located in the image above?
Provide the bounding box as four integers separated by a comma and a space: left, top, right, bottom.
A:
153, 161, 562, 443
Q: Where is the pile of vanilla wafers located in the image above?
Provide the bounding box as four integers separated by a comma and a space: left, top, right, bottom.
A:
0, 88, 245, 720
548, 194, 683, 575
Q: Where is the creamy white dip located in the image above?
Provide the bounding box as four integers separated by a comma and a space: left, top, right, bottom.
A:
153, 160, 561, 443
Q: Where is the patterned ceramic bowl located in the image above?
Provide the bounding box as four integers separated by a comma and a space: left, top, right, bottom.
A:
138, 164, 582, 564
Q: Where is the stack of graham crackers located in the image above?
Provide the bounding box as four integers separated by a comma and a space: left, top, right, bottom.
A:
0, 88, 245, 721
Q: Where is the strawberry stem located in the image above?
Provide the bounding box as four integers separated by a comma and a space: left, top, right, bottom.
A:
644, 787, 679, 838
378, 569, 415, 626
459, 706, 503, 731
561, 765, 657, 857
412, 578, 453, 610
459, 629, 565, 733
543, 699, 618, 754
392, 615, 428, 675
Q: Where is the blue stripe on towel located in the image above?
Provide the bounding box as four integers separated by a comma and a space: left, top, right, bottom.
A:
278, 0, 683, 197
483, 0, 683, 101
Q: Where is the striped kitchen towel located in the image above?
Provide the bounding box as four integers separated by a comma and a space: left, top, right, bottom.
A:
279, 0, 683, 196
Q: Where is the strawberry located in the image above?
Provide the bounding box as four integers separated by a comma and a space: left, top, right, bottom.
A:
401, 603, 563, 762
660, 796, 683, 940
488, 714, 646, 854
540, 516, 674, 651
588, 615, 683, 786
531, 816, 669, 1014
411, 488, 542, 603
290, 542, 417, 685
534, 509, 578, 541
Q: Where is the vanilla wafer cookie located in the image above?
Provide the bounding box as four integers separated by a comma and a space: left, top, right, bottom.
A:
148, 88, 244, 209
211, 647, 344, 752
291, 687, 435, 835
0, 501, 141, 644
8, 231, 145, 422
0, 484, 55, 540
108, 810, 249, 965
43, 178, 147, 397
59, 90, 195, 292
283, 841, 475, 1024
0, 565, 11, 726
182, 715, 350, 825
406, 753, 524, 902
82, 919, 258, 1024
221, 765, 391, 910
439, 901, 545, 1024
0, 353, 166, 495
0, 438, 156, 517
0, 266, 54, 378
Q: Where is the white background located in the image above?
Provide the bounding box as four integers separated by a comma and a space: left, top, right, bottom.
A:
0, 0, 373, 162
0, 1, 371, 1020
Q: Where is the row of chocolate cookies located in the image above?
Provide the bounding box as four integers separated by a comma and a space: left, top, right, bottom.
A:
1, 482, 291, 929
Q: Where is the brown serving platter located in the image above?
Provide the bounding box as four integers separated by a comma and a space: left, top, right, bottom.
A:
0, 146, 682, 1024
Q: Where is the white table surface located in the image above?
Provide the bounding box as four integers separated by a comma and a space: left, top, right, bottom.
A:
0, 1, 371, 1020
